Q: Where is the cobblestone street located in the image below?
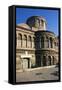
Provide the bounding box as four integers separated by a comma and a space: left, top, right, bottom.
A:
16, 66, 59, 82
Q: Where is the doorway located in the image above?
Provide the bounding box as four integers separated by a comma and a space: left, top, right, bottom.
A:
22, 58, 30, 69
43, 56, 46, 66
48, 56, 51, 65
36, 55, 41, 67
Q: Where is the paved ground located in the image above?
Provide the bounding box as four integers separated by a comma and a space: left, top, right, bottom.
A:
16, 66, 59, 82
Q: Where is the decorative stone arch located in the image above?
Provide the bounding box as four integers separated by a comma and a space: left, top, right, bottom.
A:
17, 33, 22, 47
49, 37, 53, 48
33, 37, 35, 41
46, 36, 49, 48
35, 18, 39, 28
38, 19, 44, 29
28, 35, 32, 48
18, 33, 22, 40
23, 34, 27, 48
48, 56, 51, 66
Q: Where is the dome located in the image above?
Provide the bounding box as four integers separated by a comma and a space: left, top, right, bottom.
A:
26, 16, 47, 31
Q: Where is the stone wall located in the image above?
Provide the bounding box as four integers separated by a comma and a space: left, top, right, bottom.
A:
16, 16, 59, 71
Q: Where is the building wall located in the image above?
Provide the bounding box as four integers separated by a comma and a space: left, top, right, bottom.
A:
16, 27, 59, 71
16, 15, 59, 71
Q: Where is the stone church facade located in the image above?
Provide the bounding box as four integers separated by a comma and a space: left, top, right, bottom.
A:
16, 16, 59, 71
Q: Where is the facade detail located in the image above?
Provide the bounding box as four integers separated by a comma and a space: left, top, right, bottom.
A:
16, 16, 59, 71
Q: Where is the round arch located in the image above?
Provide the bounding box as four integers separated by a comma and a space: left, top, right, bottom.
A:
50, 37, 53, 48
28, 35, 32, 48
46, 36, 49, 48
17, 33, 22, 47
48, 56, 51, 66
24, 35, 27, 48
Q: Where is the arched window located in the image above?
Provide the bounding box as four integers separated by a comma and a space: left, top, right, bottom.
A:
41, 37, 44, 48
28, 36, 32, 48
35, 36, 40, 49
24, 35, 27, 48
48, 56, 51, 65
24, 35, 27, 40
18, 34, 22, 40
28, 36, 31, 41
35, 19, 39, 28
43, 56, 46, 66
33, 37, 35, 42
50, 37, 53, 48
46, 37, 49, 48
18, 33, 22, 47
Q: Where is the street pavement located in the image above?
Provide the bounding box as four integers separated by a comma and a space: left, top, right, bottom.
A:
16, 66, 59, 82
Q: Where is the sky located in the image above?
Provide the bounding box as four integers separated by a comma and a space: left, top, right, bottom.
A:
16, 7, 59, 36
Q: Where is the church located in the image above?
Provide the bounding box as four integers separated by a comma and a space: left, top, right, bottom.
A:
16, 16, 59, 71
